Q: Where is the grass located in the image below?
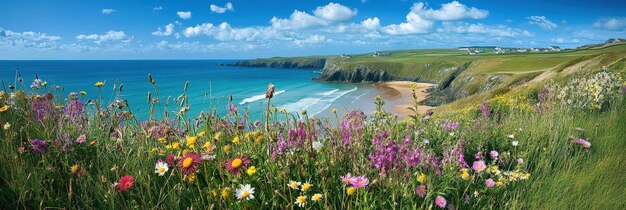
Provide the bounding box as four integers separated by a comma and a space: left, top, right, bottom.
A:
0, 68, 625, 209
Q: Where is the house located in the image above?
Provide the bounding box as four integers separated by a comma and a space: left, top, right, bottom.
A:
549, 46, 561, 51
468, 49, 480, 55
373, 51, 391, 57
340, 53, 352, 58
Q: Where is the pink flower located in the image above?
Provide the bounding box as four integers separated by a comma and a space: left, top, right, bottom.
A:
416, 185, 426, 198
472, 160, 486, 173
76, 134, 86, 144
489, 150, 499, 158
485, 178, 495, 187
225, 156, 251, 175
574, 138, 591, 148
166, 153, 176, 167
435, 196, 446, 208
118, 175, 134, 191
178, 152, 201, 175
341, 173, 353, 185
349, 176, 369, 188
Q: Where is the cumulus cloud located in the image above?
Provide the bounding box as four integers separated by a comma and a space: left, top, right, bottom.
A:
102, 9, 116, 14
152, 23, 175, 36
293, 34, 326, 46
270, 2, 357, 30
593, 17, 626, 31
210, 2, 234, 13
382, 1, 488, 35
527, 16, 558, 30
0, 27, 62, 49
177, 11, 192, 19
76, 30, 130, 44
437, 22, 533, 37
183, 22, 279, 41
361, 17, 381, 30
551, 37, 580, 44
153, 6, 163, 11
313, 2, 358, 22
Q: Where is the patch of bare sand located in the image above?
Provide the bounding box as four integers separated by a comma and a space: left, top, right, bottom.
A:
375, 81, 434, 119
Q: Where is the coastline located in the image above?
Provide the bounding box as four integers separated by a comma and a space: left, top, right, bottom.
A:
375, 81, 434, 119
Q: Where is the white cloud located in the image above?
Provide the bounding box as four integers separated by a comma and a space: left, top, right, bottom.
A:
270, 2, 357, 30
0, 27, 62, 49
382, 3, 434, 35
102, 9, 116, 14
415, 1, 488, 21
437, 22, 533, 37
183, 22, 279, 41
293, 34, 326, 46
313, 2, 358, 22
153, 6, 163, 11
177, 11, 192, 19
593, 17, 626, 31
361, 17, 381, 30
551, 37, 580, 44
152, 23, 175, 36
76, 30, 130, 44
210, 2, 234, 14
527, 16, 558, 30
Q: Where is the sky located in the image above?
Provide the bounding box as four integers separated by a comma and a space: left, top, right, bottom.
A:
1, 0, 625, 59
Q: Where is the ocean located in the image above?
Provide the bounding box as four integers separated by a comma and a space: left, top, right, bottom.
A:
0, 60, 381, 120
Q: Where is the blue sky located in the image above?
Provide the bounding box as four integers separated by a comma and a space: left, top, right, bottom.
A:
1, 0, 625, 59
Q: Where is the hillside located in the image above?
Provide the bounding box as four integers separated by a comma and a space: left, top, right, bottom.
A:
231, 41, 626, 106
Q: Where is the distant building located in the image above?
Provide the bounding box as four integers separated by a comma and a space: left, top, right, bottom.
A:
340, 53, 352, 58
468, 49, 480, 55
549, 46, 561, 51
373, 51, 391, 57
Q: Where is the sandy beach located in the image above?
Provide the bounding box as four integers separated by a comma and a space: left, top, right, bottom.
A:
375, 81, 434, 119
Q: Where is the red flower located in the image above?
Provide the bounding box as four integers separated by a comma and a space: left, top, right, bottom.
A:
178, 152, 201, 175
225, 156, 251, 175
118, 175, 134, 191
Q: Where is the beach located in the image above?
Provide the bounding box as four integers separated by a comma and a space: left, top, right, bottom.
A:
376, 81, 434, 119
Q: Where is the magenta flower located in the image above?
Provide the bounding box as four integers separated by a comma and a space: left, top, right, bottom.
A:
341, 173, 353, 185
416, 185, 426, 198
76, 134, 86, 144
472, 160, 486, 173
178, 152, 201, 175
30, 139, 48, 154
349, 176, 369, 188
485, 178, 496, 187
574, 138, 591, 148
489, 150, 499, 158
435, 196, 447, 208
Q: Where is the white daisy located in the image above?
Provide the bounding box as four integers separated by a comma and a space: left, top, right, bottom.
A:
154, 161, 169, 176
235, 184, 255, 200
295, 195, 307, 207
512, 140, 519, 147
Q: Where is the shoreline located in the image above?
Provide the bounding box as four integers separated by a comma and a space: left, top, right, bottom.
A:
375, 81, 434, 119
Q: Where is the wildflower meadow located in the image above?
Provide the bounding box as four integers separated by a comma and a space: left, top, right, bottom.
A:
1, 70, 625, 209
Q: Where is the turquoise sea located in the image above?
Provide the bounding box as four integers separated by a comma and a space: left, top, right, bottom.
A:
0, 60, 381, 120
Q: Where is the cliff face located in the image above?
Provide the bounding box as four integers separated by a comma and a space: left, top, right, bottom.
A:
315, 64, 419, 83
229, 58, 326, 69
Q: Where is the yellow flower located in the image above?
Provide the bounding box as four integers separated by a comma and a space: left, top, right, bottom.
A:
246, 166, 257, 176
186, 136, 197, 148
244, 132, 251, 139
150, 148, 159, 153
41, 81, 47, 86
94, 81, 104, 87
198, 131, 206, 137
0, 105, 9, 112
214, 132, 222, 141
461, 169, 470, 180
288, 180, 301, 189
417, 173, 426, 183
223, 144, 231, 152
157, 137, 167, 143
301, 110, 307, 115
301, 182, 312, 191
255, 136, 264, 144
346, 187, 356, 195
89, 140, 96, 145
279, 108, 286, 113
232, 136, 240, 144
185, 174, 197, 184
221, 188, 231, 199
474, 191, 479, 197
80, 91, 87, 95
203, 141, 212, 148
253, 130, 262, 138
312, 193, 323, 201
332, 108, 337, 114
295, 195, 307, 207
70, 164, 80, 173
211, 189, 218, 198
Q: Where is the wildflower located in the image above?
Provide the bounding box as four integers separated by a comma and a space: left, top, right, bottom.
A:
235, 184, 255, 200
166, 153, 176, 167
0, 104, 8, 112
460, 168, 470, 180
198, 131, 206, 137
214, 132, 222, 140
80, 91, 87, 95
118, 175, 134, 191
512, 141, 519, 147
255, 136, 264, 144
489, 150, 499, 158
155, 161, 169, 176
266, 83, 275, 98
474, 191, 479, 197
225, 156, 251, 175
76, 134, 87, 144
312, 141, 323, 152
301, 182, 312, 191
70, 164, 80, 174
3, 122, 10, 130
30, 139, 48, 154
186, 136, 197, 148
485, 178, 496, 187
517, 158, 524, 165
312, 193, 323, 201
288, 180, 301, 189
416, 185, 426, 198
350, 176, 369, 188
417, 173, 426, 183
435, 196, 447, 208
201, 153, 216, 161
346, 187, 356, 196
279, 108, 286, 113
295, 195, 307, 207
223, 145, 231, 152
472, 160, 486, 173
442, 121, 460, 131
508, 134, 515, 139
574, 138, 591, 148
332, 108, 337, 114
221, 187, 231, 199
184, 174, 197, 184
94, 81, 104, 87
246, 166, 257, 176
232, 136, 240, 144
301, 110, 307, 115
178, 152, 201, 175
341, 173, 353, 185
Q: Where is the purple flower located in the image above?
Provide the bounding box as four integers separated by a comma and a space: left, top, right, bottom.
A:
228, 104, 238, 115
485, 178, 496, 187
489, 150, 499, 158
349, 176, 369, 188
472, 160, 486, 173
416, 185, 426, 198
442, 121, 460, 131
574, 138, 591, 148
30, 139, 48, 154
76, 134, 87, 144
435, 196, 447, 208
621, 85, 626, 94
480, 102, 490, 118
